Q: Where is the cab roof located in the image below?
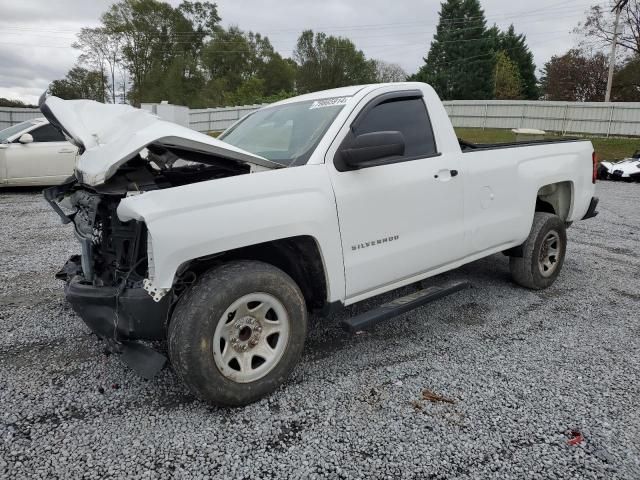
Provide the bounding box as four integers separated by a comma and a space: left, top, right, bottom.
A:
268, 83, 421, 108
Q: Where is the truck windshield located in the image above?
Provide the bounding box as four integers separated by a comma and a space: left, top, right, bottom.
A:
219, 98, 349, 167
0, 120, 36, 143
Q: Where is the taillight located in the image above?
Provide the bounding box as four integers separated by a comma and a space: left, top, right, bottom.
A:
592, 151, 598, 184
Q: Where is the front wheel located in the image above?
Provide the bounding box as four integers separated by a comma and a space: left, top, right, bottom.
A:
509, 212, 567, 290
168, 261, 307, 406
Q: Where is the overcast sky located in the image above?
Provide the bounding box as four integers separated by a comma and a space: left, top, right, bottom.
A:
0, 0, 600, 105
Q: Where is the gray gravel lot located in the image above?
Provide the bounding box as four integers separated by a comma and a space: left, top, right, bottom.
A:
1, 181, 639, 479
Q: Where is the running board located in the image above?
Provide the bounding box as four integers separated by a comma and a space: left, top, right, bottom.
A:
341, 281, 472, 333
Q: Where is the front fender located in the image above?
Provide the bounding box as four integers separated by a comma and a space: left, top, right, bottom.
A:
117, 165, 345, 302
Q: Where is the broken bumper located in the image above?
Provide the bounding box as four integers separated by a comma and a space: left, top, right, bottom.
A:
60, 256, 171, 341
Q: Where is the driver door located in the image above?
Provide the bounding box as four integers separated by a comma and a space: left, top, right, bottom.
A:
328, 90, 465, 302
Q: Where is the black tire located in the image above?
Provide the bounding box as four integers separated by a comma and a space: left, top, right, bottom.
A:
168, 260, 307, 407
597, 165, 609, 181
509, 212, 567, 290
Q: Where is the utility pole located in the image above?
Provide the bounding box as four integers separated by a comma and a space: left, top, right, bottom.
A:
605, 0, 629, 102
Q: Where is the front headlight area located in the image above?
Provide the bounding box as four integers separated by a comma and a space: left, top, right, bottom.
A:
141, 231, 170, 303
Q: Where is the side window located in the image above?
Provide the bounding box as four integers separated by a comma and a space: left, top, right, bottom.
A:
354, 98, 437, 157
29, 124, 65, 143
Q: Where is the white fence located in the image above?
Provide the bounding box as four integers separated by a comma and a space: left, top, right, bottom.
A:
189, 104, 267, 133
0, 108, 43, 130
5, 100, 640, 137
444, 100, 640, 137
189, 100, 640, 137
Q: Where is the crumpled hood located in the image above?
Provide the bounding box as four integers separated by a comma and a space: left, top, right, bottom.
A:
39, 95, 278, 186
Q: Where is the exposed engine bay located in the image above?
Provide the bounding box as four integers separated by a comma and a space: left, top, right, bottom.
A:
37, 93, 284, 377
43, 149, 256, 376
47, 148, 251, 289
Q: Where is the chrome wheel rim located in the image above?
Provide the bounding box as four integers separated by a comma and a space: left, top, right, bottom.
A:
213, 293, 290, 383
538, 230, 561, 278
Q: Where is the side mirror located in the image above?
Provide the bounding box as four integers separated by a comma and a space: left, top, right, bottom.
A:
341, 131, 405, 169
18, 133, 34, 144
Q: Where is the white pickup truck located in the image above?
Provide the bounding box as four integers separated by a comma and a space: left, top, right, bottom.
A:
42, 83, 599, 406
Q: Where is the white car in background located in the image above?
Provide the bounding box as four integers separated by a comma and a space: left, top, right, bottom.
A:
0, 117, 77, 187
598, 150, 640, 182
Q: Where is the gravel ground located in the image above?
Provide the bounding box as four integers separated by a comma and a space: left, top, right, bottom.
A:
0, 181, 639, 480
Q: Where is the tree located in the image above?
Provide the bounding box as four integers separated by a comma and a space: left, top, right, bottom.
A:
177, 1, 221, 36
48, 66, 108, 101
223, 77, 267, 106
613, 55, 640, 101
0, 98, 37, 108
293, 30, 377, 93
576, 2, 640, 57
201, 26, 295, 106
76, 0, 299, 107
496, 25, 538, 99
494, 51, 523, 99
101, 0, 220, 105
144, 55, 206, 106
540, 49, 609, 101
412, 0, 494, 100
73, 27, 123, 103
202, 26, 254, 93
373, 60, 407, 83
259, 54, 296, 96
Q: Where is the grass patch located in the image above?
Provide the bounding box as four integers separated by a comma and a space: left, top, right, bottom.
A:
455, 127, 639, 161
588, 138, 639, 162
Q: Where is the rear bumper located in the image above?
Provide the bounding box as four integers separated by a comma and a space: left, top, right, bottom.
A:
581, 196, 599, 220
60, 256, 170, 341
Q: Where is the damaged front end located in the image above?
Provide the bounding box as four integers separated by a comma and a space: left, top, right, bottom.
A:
39, 94, 280, 377
45, 154, 252, 377
45, 176, 170, 376
48, 183, 171, 339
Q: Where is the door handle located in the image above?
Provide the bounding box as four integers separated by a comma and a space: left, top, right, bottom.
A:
58, 149, 75, 153
434, 169, 460, 180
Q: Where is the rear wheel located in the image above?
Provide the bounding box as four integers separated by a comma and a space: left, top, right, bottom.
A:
509, 212, 567, 290
168, 261, 307, 406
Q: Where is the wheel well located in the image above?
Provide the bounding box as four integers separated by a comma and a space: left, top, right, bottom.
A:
536, 182, 572, 220
176, 236, 328, 312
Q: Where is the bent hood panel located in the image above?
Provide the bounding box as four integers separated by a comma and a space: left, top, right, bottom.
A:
40, 96, 277, 186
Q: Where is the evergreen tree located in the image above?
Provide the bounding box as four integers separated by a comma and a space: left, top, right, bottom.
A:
497, 25, 538, 99
493, 51, 523, 99
412, 0, 494, 100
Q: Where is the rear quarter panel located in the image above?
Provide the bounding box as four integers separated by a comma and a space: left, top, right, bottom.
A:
461, 140, 595, 252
